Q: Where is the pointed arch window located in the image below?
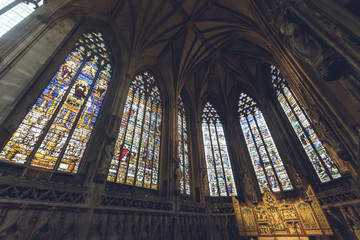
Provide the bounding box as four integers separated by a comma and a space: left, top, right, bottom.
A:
0, 32, 112, 173
202, 102, 237, 197
238, 93, 293, 193
178, 96, 190, 195
0, 0, 43, 38
271, 65, 341, 182
108, 72, 162, 189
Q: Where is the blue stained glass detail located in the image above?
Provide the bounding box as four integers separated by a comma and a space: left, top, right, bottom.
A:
0, 32, 112, 173
202, 102, 237, 197
271, 65, 340, 182
108, 72, 162, 190
238, 92, 293, 193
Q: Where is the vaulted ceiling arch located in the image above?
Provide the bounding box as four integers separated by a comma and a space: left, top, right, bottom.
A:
57, 0, 274, 101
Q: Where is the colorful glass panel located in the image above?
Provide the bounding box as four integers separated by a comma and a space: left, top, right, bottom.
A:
202, 102, 237, 197
271, 65, 340, 182
0, 0, 43, 38
178, 96, 190, 195
238, 93, 293, 193
0, 32, 112, 173
108, 72, 162, 190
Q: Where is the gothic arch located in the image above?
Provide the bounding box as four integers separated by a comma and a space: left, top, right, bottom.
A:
0, 26, 119, 184
237, 90, 294, 193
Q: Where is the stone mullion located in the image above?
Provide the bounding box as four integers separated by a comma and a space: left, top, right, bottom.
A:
133, 93, 149, 187
24, 50, 89, 166
252, 111, 283, 192
244, 114, 271, 191
213, 121, 229, 196
177, 108, 184, 194
114, 86, 136, 182
0, 1, 18, 15
54, 61, 105, 171
141, 96, 154, 186
182, 112, 190, 195
149, 97, 160, 187
278, 83, 333, 180
124, 91, 144, 185
207, 121, 221, 196
181, 110, 186, 194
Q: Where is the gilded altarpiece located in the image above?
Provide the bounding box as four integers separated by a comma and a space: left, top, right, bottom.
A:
232, 186, 333, 237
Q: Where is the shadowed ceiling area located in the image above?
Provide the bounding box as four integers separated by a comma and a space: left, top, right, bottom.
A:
60, 0, 273, 99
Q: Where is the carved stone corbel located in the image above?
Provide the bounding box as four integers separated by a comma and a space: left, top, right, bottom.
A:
174, 157, 181, 195
277, 12, 349, 82
201, 167, 209, 195
299, 87, 350, 172
95, 135, 116, 183
307, 102, 350, 165
285, 161, 303, 188
265, 0, 294, 24
241, 169, 256, 202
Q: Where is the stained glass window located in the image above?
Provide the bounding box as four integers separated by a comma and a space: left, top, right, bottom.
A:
202, 102, 237, 197
178, 96, 190, 195
0, 32, 112, 173
0, 0, 43, 38
271, 65, 341, 182
108, 72, 162, 190
238, 93, 293, 193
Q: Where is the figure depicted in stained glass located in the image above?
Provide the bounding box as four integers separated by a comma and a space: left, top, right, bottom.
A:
108, 72, 162, 190
177, 96, 191, 195
238, 92, 293, 193
0, 32, 112, 173
271, 65, 341, 182
0, 0, 44, 37
202, 102, 237, 197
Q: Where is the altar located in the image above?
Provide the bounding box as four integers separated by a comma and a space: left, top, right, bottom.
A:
232, 186, 333, 238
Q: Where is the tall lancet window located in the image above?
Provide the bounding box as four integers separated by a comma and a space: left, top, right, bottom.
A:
108, 72, 162, 189
202, 102, 237, 197
271, 65, 341, 182
238, 93, 293, 193
0, 0, 43, 38
0, 32, 112, 173
178, 96, 190, 195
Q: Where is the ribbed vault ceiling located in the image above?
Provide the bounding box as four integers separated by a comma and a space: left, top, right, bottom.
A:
59, 0, 273, 101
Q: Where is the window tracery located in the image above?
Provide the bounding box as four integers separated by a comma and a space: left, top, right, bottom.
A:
202, 102, 237, 197
0, 32, 112, 173
107, 72, 162, 189
178, 96, 190, 195
0, 0, 43, 38
271, 65, 341, 182
238, 92, 293, 193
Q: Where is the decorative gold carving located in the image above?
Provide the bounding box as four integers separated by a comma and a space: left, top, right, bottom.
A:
232, 186, 333, 237
305, 187, 332, 235
232, 197, 244, 232
241, 207, 257, 236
